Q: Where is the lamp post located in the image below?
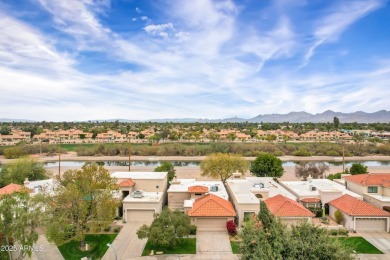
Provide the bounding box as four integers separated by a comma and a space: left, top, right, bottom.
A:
107, 243, 117, 260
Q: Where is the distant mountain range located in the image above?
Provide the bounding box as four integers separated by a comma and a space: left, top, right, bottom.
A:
1, 110, 389, 123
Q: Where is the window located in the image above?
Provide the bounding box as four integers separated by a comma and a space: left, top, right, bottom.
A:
244, 212, 256, 222
368, 186, 378, 193
195, 193, 202, 196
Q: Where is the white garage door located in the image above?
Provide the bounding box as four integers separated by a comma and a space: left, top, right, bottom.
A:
126, 210, 155, 222
355, 218, 387, 231
196, 218, 228, 231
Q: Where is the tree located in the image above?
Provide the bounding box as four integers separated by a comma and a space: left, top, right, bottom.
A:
258, 200, 274, 229
240, 203, 353, 260
0, 125, 11, 135
250, 153, 284, 178
45, 163, 119, 247
0, 158, 49, 187
295, 162, 329, 180
200, 153, 249, 183
334, 117, 340, 129
226, 132, 236, 141
137, 208, 191, 247
350, 163, 368, 175
0, 190, 46, 260
154, 162, 176, 184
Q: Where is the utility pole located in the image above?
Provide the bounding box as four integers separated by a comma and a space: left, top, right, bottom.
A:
128, 135, 131, 171
58, 137, 61, 180
342, 141, 345, 173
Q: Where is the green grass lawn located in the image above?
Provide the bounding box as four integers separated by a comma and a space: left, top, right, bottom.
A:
230, 241, 241, 254
142, 238, 196, 256
58, 234, 117, 260
337, 237, 383, 254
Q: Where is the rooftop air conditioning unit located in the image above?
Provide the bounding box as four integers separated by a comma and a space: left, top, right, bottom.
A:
132, 190, 144, 198
210, 185, 219, 192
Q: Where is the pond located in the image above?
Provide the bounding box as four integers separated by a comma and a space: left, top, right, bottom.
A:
44, 160, 390, 167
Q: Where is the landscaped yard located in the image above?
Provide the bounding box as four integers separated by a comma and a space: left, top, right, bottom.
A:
58, 234, 117, 260
142, 238, 196, 256
230, 241, 241, 254
337, 237, 383, 254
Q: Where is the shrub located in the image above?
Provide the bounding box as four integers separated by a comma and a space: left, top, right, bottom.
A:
114, 227, 121, 233
327, 172, 342, 180
190, 225, 197, 235
226, 220, 237, 236
350, 163, 368, 175
293, 148, 312, 157
334, 210, 343, 224
104, 226, 111, 232
308, 207, 323, 218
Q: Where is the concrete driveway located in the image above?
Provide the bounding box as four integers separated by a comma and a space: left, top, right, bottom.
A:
359, 231, 390, 255
196, 231, 232, 254
102, 221, 150, 260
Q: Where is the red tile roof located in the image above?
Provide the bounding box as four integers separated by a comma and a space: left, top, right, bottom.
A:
188, 194, 236, 217
265, 195, 315, 217
344, 174, 390, 186
329, 194, 390, 217
188, 185, 209, 193
0, 183, 25, 195
119, 179, 135, 187
300, 198, 321, 203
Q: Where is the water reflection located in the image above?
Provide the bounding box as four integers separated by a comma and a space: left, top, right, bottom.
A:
44, 160, 390, 167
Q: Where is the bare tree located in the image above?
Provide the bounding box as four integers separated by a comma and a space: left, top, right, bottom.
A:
295, 162, 329, 180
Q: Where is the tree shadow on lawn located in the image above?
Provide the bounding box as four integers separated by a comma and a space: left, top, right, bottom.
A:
58, 234, 117, 260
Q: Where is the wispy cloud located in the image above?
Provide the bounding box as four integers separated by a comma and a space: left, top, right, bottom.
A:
304, 0, 384, 63
0, 0, 389, 120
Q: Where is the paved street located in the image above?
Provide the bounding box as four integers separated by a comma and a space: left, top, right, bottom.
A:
132, 254, 240, 260
196, 231, 232, 254
102, 221, 150, 260
30, 235, 64, 260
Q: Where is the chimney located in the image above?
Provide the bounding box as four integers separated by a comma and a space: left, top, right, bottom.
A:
24, 178, 30, 186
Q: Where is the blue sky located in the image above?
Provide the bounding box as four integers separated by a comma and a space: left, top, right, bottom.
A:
0, 0, 389, 121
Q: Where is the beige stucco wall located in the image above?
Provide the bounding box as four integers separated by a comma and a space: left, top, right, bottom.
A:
168, 192, 191, 210
384, 187, 390, 197
319, 190, 343, 205
345, 181, 366, 195
225, 181, 259, 227
329, 205, 353, 230
363, 194, 390, 209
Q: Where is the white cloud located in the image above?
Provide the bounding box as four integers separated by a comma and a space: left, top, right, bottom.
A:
304, 0, 384, 63
144, 23, 175, 38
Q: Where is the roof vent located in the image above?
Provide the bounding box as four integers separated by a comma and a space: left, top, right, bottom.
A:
311, 186, 317, 191
253, 183, 264, 189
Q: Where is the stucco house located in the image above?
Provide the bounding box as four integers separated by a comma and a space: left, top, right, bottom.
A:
264, 194, 315, 225
111, 171, 168, 222
167, 179, 228, 211
280, 177, 362, 211
329, 194, 390, 232
225, 177, 296, 226
187, 194, 236, 231
344, 174, 390, 211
